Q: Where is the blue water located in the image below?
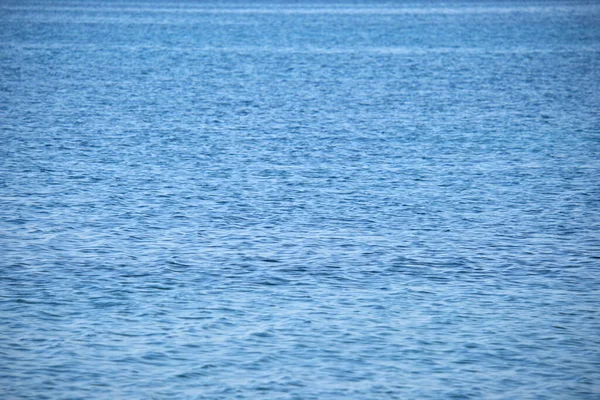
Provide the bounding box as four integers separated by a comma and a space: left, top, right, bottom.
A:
1, 1, 600, 398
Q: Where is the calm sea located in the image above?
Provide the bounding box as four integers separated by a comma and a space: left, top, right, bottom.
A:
1, 1, 599, 398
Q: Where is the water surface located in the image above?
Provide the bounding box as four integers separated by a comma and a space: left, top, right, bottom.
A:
1, 1, 599, 398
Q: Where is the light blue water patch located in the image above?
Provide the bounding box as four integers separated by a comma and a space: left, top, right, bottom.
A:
1, 1, 599, 398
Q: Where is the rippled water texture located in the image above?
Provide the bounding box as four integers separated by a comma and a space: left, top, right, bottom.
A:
1, 1, 600, 398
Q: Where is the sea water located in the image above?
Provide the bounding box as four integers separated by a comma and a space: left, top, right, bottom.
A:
1, 1, 599, 398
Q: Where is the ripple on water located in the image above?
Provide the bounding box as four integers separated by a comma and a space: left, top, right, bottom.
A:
1, 0, 600, 399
